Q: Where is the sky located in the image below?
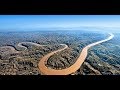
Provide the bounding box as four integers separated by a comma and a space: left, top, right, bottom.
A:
0, 15, 120, 31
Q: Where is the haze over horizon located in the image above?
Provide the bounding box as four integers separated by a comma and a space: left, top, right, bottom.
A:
0, 15, 120, 32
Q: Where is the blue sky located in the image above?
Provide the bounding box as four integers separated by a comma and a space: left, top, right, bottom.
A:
0, 15, 120, 31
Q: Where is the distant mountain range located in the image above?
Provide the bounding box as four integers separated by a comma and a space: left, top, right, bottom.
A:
0, 26, 120, 33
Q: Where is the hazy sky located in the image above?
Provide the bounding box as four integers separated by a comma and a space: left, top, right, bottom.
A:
0, 15, 120, 31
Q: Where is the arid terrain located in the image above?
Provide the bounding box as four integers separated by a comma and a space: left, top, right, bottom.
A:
0, 30, 119, 75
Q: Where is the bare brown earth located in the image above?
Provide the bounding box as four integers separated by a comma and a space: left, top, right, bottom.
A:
0, 33, 114, 75
38, 33, 114, 75
0, 42, 64, 75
